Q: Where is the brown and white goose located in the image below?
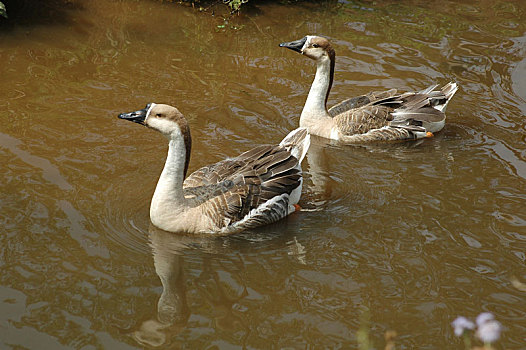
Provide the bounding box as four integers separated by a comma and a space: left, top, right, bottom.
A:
279, 35, 458, 143
118, 103, 310, 234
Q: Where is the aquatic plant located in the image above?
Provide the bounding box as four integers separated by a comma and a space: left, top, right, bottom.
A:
475, 313, 503, 345
356, 308, 398, 350
452, 313, 503, 350
452, 316, 476, 349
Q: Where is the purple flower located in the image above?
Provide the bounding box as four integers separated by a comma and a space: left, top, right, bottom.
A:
452, 316, 476, 336
476, 312, 495, 327
476, 319, 502, 344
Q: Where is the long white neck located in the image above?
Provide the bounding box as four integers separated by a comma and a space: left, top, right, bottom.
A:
301, 56, 332, 123
299, 56, 334, 138
150, 137, 187, 221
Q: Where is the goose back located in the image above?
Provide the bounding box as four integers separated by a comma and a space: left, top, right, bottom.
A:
328, 89, 398, 117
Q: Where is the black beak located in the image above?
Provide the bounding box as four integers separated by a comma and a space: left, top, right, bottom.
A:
279, 36, 307, 53
118, 103, 151, 125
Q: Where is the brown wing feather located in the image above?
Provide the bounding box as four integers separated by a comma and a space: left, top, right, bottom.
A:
183, 145, 274, 188
340, 127, 415, 143
328, 89, 398, 117
183, 145, 302, 229
332, 85, 451, 137
334, 105, 395, 135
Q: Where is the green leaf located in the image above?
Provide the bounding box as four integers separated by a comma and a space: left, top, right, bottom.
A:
0, 2, 7, 19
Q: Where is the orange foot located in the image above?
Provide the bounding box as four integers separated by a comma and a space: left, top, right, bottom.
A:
426, 131, 434, 138
293, 204, 301, 211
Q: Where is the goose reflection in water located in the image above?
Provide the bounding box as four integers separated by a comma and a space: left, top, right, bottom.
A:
131, 224, 251, 348
131, 225, 190, 348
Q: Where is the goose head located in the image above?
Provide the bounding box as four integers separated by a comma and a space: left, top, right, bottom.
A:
119, 103, 192, 179
279, 35, 334, 62
119, 103, 191, 141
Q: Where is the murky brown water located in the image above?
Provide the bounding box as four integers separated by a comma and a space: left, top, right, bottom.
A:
1, 0, 525, 348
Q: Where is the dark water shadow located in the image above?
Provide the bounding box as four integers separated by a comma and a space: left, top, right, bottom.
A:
0, 0, 81, 28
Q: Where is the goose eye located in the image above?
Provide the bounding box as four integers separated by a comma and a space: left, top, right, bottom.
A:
312, 44, 319, 48
156, 113, 162, 118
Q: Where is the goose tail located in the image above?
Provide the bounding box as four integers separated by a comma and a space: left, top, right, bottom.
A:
280, 127, 311, 162
435, 82, 459, 112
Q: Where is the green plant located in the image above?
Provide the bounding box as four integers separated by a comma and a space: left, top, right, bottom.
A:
224, 0, 248, 13
0, 1, 7, 18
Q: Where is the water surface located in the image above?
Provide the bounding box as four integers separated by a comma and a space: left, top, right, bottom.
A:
1, 0, 525, 348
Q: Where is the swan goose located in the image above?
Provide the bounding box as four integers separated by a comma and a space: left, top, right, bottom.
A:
280, 35, 458, 142
118, 103, 310, 234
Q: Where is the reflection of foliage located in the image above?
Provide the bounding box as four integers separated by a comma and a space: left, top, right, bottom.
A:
177, 0, 327, 14
326, 1, 463, 50
333, 0, 525, 47
0, 2, 7, 18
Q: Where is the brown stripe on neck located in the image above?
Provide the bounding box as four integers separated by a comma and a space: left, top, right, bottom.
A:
180, 119, 192, 179
182, 124, 192, 179
169, 109, 192, 179
326, 45, 336, 110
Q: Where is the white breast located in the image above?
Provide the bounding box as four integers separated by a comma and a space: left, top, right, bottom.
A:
329, 127, 340, 140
